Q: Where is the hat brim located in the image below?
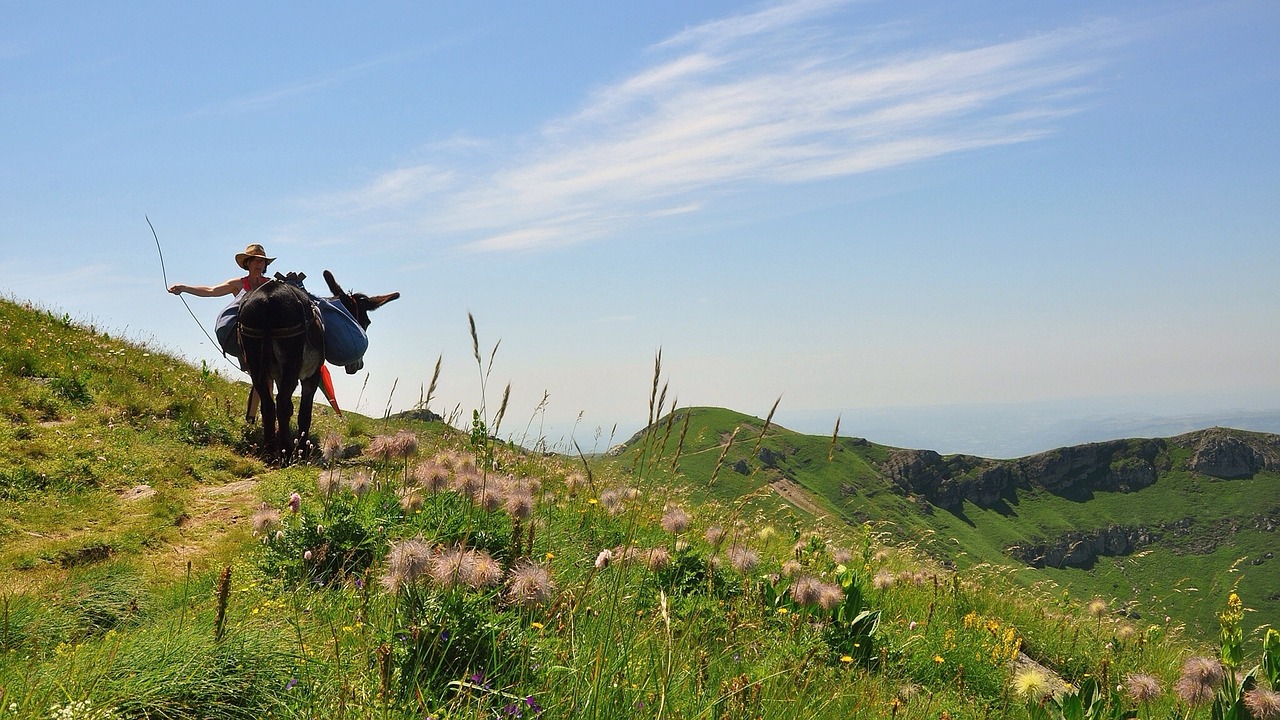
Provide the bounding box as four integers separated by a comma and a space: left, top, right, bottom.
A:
235, 253, 276, 270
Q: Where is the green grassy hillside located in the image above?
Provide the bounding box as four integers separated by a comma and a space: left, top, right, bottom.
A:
2, 298, 1277, 720
609, 406, 1279, 643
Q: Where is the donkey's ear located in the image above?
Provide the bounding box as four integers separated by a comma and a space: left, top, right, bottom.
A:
323, 270, 347, 299
363, 292, 400, 311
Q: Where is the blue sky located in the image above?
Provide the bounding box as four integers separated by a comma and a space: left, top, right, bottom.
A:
3, 1, 1278, 456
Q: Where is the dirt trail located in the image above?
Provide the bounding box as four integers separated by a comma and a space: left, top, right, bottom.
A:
161, 478, 261, 574
768, 477, 839, 523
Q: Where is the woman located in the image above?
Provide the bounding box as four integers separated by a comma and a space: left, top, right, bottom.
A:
169, 243, 276, 360
168, 243, 274, 298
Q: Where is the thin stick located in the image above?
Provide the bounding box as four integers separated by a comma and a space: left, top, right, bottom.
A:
149, 215, 232, 364
828, 414, 842, 462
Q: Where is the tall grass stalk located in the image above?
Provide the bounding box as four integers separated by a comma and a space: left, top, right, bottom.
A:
751, 395, 781, 459
708, 427, 740, 488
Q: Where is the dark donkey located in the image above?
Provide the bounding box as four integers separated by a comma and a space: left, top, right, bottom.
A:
238, 270, 399, 462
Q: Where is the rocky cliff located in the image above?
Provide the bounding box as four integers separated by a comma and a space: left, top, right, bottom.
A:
879, 428, 1280, 512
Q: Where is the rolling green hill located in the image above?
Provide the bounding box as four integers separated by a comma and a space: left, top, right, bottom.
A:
3, 296, 1277, 719
607, 406, 1280, 642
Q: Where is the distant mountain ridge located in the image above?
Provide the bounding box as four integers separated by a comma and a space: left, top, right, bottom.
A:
880, 427, 1280, 511
777, 405, 1280, 459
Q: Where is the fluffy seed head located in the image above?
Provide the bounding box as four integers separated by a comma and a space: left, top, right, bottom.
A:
872, 570, 896, 591
599, 489, 624, 514
506, 562, 555, 608
1086, 598, 1108, 618
251, 503, 281, 536
347, 471, 373, 497
1123, 673, 1162, 704
451, 468, 485, 498
1012, 667, 1052, 700
594, 549, 613, 569
643, 547, 671, 571
464, 549, 503, 589
413, 461, 450, 493
368, 434, 394, 461
504, 489, 535, 520
726, 546, 759, 574
781, 560, 802, 578
477, 487, 503, 513
817, 582, 845, 611
1175, 656, 1224, 706
317, 468, 342, 497
389, 430, 419, 459
704, 525, 726, 547
400, 489, 424, 513
791, 576, 824, 607
319, 432, 342, 462
1244, 687, 1280, 720
429, 546, 470, 588
660, 505, 691, 534
381, 539, 434, 592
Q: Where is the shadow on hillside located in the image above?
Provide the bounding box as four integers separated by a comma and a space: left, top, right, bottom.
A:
945, 506, 976, 527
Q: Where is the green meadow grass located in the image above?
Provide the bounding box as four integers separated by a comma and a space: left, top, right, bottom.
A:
1, 297, 1276, 719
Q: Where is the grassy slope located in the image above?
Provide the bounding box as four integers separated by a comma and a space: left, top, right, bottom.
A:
611, 406, 1279, 642
3, 298, 1271, 719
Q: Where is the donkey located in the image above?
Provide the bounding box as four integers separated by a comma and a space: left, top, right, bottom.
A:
238, 270, 399, 463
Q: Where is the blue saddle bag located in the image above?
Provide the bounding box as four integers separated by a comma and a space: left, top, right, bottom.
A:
214, 297, 242, 357
315, 297, 368, 367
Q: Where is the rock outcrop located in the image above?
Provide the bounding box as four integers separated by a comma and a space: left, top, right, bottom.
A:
1006, 525, 1158, 569
1185, 429, 1278, 478
879, 429, 1277, 512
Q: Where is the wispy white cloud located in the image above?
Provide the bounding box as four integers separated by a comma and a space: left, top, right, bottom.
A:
187, 51, 418, 118
324, 0, 1115, 253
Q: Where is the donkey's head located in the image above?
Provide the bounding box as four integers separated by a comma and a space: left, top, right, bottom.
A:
323, 270, 400, 329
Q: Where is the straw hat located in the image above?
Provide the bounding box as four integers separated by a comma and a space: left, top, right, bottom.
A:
234, 244, 276, 270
